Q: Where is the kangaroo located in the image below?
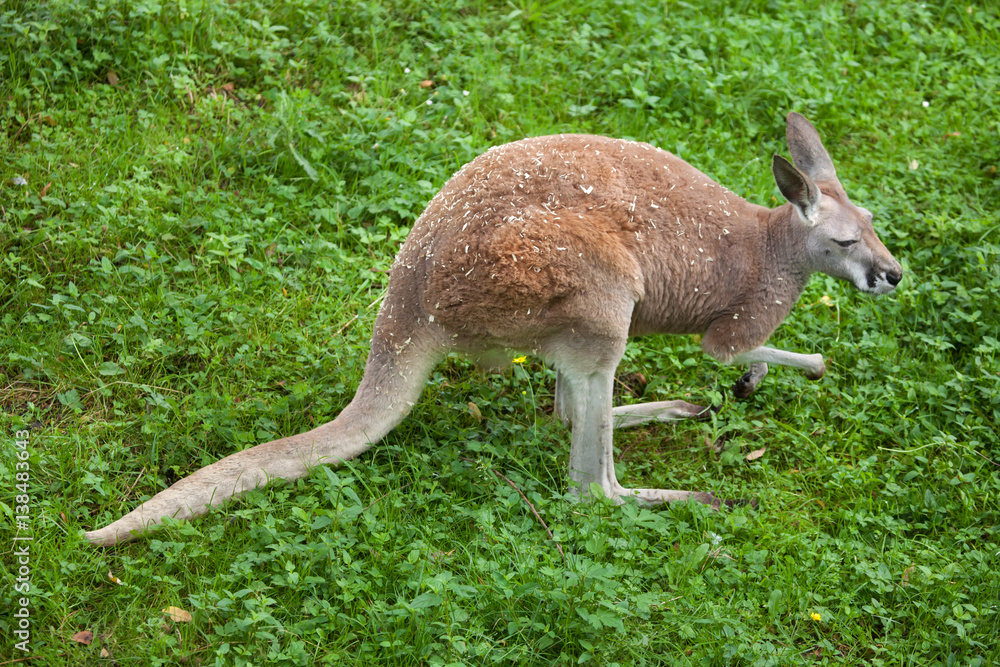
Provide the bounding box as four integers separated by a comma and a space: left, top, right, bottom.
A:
85, 113, 901, 546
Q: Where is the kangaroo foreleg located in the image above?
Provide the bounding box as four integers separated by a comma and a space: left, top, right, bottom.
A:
728, 346, 824, 399
732, 345, 825, 380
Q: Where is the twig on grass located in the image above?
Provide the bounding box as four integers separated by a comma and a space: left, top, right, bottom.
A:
124, 467, 147, 499
331, 314, 358, 339
489, 467, 566, 561
967, 447, 1000, 468
363, 481, 414, 512
459, 457, 566, 559
332, 290, 387, 340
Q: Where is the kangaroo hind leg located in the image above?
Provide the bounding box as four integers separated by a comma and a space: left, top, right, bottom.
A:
552, 330, 717, 508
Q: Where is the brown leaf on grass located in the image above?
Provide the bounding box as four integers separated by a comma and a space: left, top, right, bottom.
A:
420, 79, 434, 88
467, 402, 483, 423
163, 606, 192, 623
107, 70, 119, 86
71, 630, 94, 645
745, 447, 767, 462
40, 182, 52, 197
100, 647, 111, 658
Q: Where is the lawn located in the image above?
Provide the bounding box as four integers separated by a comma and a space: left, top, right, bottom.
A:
1, 0, 999, 665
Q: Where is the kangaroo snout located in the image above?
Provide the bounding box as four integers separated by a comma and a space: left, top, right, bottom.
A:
886, 266, 903, 287
867, 261, 903, 294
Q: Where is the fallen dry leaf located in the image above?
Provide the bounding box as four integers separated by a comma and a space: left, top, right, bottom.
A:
40, 182, 52, 198
163, 606, 192, 623
467, 402, 483, 423
107, 70, 119, 86
420, 79, 434, 88
745, 447, 767, 462
71, 630, 94, 645
101, 647, 110, 658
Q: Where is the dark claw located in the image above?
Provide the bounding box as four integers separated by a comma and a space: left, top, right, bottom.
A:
696, 404, 722, 421
722, 497, 758, 510
732, 372, 756, 399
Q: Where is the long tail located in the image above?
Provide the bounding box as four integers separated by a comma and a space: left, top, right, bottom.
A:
85, 330, 441, 547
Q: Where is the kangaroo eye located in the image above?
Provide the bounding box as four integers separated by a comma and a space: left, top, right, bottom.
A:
835, 239, 858, 248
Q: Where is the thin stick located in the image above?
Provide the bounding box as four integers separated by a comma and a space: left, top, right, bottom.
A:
490, 468, 566, 560
967, 447, 1000, 468
124, 467, 147, 498
332, 289, 386, 340
614, 375, 642, 398
363, 481, 414, 512
332, 314, 358, 338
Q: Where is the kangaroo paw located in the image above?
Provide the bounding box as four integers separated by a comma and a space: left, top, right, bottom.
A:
732, 372, 757, 399
732, 362, 768, 399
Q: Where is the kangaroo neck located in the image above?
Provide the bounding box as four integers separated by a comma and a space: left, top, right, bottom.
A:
762, 204, 813, 296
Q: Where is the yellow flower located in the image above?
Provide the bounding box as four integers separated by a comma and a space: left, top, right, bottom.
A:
810, 612, 822, 622
512, 356, 527, 364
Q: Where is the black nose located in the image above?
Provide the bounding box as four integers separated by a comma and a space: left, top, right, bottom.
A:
886, 269, 902, 286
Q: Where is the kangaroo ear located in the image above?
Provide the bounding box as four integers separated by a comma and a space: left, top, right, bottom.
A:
773, 154, 821, 226
785, 112, 839, 185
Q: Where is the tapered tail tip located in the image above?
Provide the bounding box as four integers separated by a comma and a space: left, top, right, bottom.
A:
83, 526, 139, 548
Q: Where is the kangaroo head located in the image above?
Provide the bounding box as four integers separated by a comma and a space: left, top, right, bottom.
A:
772, 112, 902, 295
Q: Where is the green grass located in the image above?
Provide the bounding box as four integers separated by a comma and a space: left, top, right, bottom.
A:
2, 0, 999, 664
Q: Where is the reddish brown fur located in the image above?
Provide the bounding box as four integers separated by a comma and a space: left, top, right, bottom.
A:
384, 134, 811, 362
